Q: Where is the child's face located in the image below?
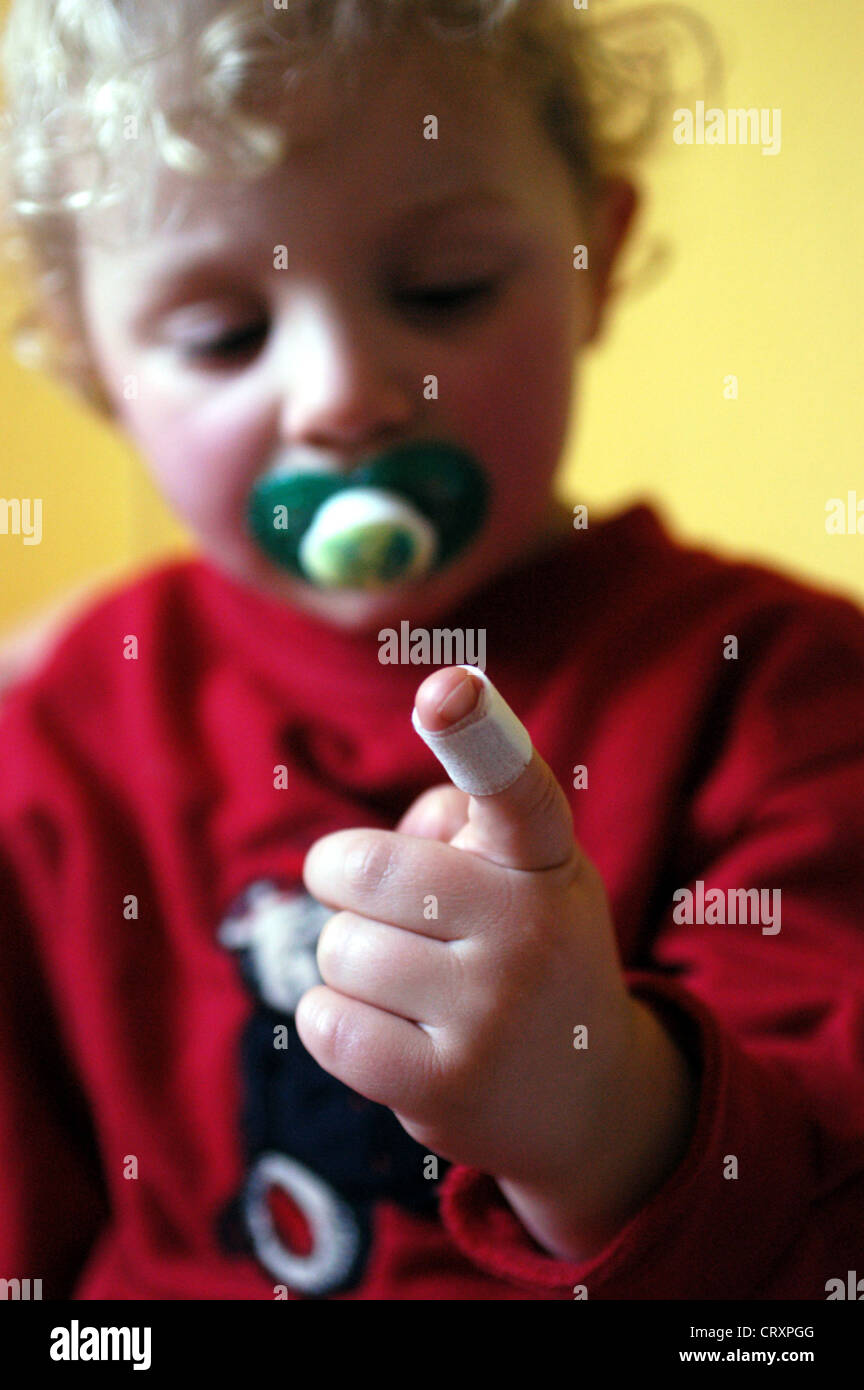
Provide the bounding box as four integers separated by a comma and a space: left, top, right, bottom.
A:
76, 32, 631, 631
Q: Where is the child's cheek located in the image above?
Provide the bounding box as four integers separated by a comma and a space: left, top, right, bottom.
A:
121, 388, 260, 547
446, 285, 582, 521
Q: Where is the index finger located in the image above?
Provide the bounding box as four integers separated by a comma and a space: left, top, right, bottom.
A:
412, 666, 576, 871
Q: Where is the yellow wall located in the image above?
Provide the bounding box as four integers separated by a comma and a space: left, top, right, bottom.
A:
1, 0, 862, 635
574, 0, 864, 606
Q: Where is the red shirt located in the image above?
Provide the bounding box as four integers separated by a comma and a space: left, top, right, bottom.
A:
1, 503, 863, 1300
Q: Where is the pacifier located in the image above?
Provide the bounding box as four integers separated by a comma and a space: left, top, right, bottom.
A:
246, 440, 488, 591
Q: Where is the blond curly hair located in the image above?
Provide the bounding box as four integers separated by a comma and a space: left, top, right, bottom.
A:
0, 0, 716, 417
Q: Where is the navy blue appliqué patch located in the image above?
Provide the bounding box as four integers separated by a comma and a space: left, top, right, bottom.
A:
217, 881, 447, 1296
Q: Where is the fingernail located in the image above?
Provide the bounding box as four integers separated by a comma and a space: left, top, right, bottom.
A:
412, 668, 533, 796
436, 673, 480, 725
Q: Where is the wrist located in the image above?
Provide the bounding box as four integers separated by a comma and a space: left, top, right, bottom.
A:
498, 995, 700, 1262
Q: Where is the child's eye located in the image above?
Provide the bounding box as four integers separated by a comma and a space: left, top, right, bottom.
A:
181, 321, 268, 363
397, 281, 497, 314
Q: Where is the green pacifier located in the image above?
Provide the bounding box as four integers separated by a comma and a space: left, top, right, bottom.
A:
246, 441, 488, 590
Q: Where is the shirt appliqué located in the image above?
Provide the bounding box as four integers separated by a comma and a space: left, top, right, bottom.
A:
216, 881, 447, 1296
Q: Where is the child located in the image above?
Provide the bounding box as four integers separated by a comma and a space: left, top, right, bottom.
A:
0, 0, 862, 1302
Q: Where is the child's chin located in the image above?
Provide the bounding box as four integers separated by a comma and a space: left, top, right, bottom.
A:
280, 582, 425, 633
216, 535, 504, 632
294, 577, 481, 634
246, 556, 475, 634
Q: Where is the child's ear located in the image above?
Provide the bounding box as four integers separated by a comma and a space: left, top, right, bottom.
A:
584, 176, 639, 345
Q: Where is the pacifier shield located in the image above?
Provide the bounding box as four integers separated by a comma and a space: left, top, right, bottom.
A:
246, 440, 488, 590
248, 471, 343, 576
353, 441, 487, 565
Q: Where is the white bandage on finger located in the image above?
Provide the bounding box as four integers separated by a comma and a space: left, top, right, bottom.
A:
410, 666, 533, 796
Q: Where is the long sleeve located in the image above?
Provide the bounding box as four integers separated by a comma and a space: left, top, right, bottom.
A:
2, 532, 862, 1299
440, 592, 864, 1298
0, 846, 108, 1298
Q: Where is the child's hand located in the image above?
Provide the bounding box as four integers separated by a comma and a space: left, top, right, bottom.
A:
299, 668, 697, 1261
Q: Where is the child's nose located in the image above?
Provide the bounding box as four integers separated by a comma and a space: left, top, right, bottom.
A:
278, 306, 414, 453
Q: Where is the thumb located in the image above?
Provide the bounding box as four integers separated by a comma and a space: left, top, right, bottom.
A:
412, 666, 575, 871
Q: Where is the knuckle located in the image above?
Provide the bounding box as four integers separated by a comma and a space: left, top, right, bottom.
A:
307, 989, 354, 1065
411, 783, 453, 817
343, 834, 393, 894
315, 911, 351, 979
519, 768, 568, 827
397, 782, 471, 845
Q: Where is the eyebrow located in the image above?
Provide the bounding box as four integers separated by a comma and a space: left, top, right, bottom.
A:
132, 185, 521, 306
387, 186, 520, 228
375, 185, 523, 260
